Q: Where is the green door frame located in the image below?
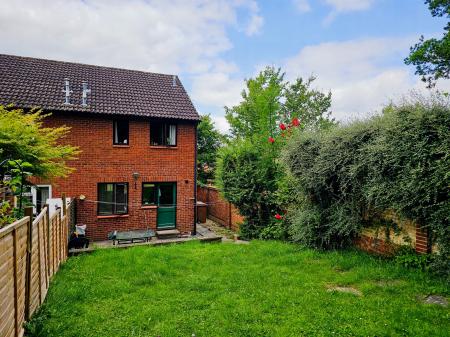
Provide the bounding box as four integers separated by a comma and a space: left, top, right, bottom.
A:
156, 182, 177, 229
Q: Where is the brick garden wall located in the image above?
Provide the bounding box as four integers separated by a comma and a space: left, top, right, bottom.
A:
35, 112, 196, 241
353, 211, 433, 255
197, 186, 243, 232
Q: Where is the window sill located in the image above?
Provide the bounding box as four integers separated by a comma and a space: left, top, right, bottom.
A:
141, 205, 157, 209
97, 214, 129, 219
150, 146, 178, 149
113, 144, 130, 148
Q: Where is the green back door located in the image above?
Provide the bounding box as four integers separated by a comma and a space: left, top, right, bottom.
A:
157, 183, 176, 229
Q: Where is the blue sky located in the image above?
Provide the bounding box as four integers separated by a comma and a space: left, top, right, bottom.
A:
0, 0, 448, 131
228, 0, 444, 65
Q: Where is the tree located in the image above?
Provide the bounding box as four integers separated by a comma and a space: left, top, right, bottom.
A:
405, 0, 450, 87
0, 106, 79, 179
0, 105, 79, 223
217, 66, 334, 239
225, 67, 284, 140
282, 76, 334, 130
225, 67, 334, 140
197, 114, 223, 184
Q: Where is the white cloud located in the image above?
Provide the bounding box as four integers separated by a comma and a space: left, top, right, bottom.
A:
246, 14, 264, 36
293, 0, 311, 13
191, 71, 243, 108
324, 0, 374, 12
285, 37, 413, 85
323, 0, 375, 24
210, 115, 230, 134
284, 37, 450, 121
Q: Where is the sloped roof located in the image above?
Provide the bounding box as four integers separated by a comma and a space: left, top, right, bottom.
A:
0, 54, 199, 121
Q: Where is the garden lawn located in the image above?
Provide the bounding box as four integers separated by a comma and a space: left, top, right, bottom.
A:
27, 241, 449, 337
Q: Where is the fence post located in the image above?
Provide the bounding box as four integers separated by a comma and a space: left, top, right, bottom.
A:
57, 207, 61, 268
53, 211, 56, 274
62, 193, 67, 216
37, 213, 42, 305
62, 194, 66, 259
24, 206, 33, 321
45, 204, 50, 286
12, 227, 19, 337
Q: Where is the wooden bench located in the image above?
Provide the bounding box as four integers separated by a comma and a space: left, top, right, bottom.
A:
108, 229, 155, 245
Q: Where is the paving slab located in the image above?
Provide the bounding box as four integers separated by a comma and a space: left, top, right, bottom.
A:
422, 295, 448, 307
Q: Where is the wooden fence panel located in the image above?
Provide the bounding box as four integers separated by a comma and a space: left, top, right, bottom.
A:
0, 199, 73, 337
0, 231, 15, 337
0, 217, 29, 337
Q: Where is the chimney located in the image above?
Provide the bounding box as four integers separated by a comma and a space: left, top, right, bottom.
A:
82, 81, 91, 106
62, 78, 72, 104
172, 75, 177, 87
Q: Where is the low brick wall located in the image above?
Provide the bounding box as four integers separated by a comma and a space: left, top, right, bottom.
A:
197, 186, 243, 232
354, 210, 433, 255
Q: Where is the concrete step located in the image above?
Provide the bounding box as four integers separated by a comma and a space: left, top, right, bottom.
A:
156, 229, 180, 239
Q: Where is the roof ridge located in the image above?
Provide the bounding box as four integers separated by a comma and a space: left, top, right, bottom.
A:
0, 53, 177, 78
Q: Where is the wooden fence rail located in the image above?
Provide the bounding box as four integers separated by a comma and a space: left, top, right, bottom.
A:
0, 195, 73, 337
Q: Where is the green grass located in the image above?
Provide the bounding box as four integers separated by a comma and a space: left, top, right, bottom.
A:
27, 241, 449, 337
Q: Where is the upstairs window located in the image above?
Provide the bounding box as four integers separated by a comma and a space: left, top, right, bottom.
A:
98, 183, 128, 215
113, 120, 129, 145
150, 122, 176, 146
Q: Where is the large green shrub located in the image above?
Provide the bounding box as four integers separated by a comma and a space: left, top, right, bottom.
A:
284, 95, 449, 274
216, 140, 283, 239
285, 120, 381, 248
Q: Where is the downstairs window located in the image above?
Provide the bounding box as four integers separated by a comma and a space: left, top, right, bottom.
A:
98, 183, 128, 215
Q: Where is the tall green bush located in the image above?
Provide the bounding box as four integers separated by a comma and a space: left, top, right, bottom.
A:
284, 120, 381, 248
283, 94, 450, 275
216, 140, 283, 239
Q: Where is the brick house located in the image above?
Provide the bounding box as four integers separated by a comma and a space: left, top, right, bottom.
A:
0, 54, 199, 241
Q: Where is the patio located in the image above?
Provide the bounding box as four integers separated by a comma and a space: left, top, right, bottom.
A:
69, 221, 223, 255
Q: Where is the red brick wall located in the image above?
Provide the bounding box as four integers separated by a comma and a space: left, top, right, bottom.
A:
415, 225, 429, 254
36, 112, 196, 241
353, 235, 397, 256
197, 186, 243, 232
354, 222, 431, 256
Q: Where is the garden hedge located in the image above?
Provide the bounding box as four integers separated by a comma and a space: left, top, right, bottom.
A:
283, 95, 449, 275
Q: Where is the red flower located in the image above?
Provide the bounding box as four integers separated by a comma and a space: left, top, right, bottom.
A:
268, 137, 275, 143
279, 123, 287, 130
292, 117, 300, 126
274, 213, 283, 220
